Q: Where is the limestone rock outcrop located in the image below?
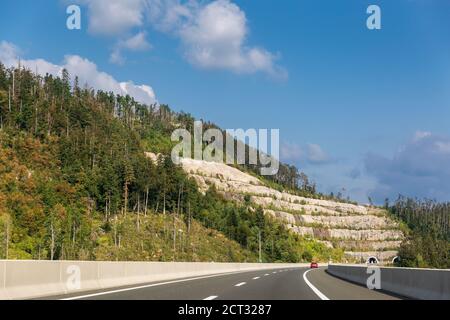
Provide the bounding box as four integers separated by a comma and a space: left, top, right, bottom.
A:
146, 154, 404, 263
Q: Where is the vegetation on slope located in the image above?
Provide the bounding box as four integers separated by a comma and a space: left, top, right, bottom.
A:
0, 63, 342, 262
389, 197, 450, 268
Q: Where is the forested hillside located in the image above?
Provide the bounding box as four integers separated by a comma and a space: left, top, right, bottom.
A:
0, 63, 343, 262
389, 197, 450, 268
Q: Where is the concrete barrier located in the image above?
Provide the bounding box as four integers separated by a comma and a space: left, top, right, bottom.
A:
328, 264, 450, 300
0, 260, 307, 300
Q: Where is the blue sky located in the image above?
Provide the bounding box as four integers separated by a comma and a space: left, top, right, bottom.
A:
1, 0, 450, 203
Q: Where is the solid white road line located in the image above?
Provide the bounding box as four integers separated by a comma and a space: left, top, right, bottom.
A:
303, 269, 329, 300
60, 270, 255, 300
252, 277, 260, 280
235, 282, 246, 287
204, 296, 218, 300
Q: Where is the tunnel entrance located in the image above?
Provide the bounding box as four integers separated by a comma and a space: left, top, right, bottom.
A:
366, 256, 379, 264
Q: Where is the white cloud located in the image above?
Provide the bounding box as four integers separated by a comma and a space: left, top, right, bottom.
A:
109, 49, 126, 65
147, 0, 194, 32
280, 142, 303, 162
365, 131, 450, 202
110, 32, 152, 65
79, 0, 287, 77
280, 142, 331, 165
413, 130, 431, 142
177, 0, 286, 78
120, 82, 156, 105
435, 141, 450, 154
122, 32, 152, 51
0, 41, 20, 64
78, 0, 146, 36
0, 41, 157, 105
0, 41, 62, 76
306, 144, 330, 164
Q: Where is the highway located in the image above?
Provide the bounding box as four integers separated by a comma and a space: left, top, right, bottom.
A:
44, 267, 401, 300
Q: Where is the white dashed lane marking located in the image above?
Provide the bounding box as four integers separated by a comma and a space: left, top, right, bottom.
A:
252, 277, 260, 280
235, 282, 246, 287
204, 295, 218, 300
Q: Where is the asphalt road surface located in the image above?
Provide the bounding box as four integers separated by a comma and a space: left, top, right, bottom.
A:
43, 267, 401, 300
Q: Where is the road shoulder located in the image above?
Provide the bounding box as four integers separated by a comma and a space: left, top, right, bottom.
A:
305, 268, 400, 300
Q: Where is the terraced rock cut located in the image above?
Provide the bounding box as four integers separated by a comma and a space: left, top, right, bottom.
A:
146, 154, 404, 263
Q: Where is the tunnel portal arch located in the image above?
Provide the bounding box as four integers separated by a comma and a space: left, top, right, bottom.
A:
366, 256, 379, 264
392, 256, 400, 264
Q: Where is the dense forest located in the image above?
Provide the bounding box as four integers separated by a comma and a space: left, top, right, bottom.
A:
389, 197, 450, 268
0, 63, 343, 262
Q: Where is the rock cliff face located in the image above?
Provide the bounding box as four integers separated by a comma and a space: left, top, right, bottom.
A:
147, 154, 403, 263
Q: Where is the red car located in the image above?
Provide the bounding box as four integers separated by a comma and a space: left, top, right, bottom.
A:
310, 262, 319, 269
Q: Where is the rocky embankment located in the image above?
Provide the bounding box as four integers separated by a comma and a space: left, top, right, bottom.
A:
146, 154, 404, 263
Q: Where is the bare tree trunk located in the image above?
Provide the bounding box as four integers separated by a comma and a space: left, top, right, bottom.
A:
107, 194, 111, 220
163, 192, 166, 216
35, 104, 38, 134
177, 185, 182, 216
144, 188, 149, 217
105, 198, 108, 221
12, 71, 15, 100
137, 194, 140, 232
187, 202, 191, 235
50, 222, 55, 260
173, 212, 176, 262
173, 184, 184, 261
114, 217, 117, 248
5, 219, 9, 260
258, 229, 262, 263
162, 192, 167, 240
123, 181, 129, 217
47, 111, 51, 136
66, 115, 70, 138
8, 86, 11, 112
72, 225, 76, 249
